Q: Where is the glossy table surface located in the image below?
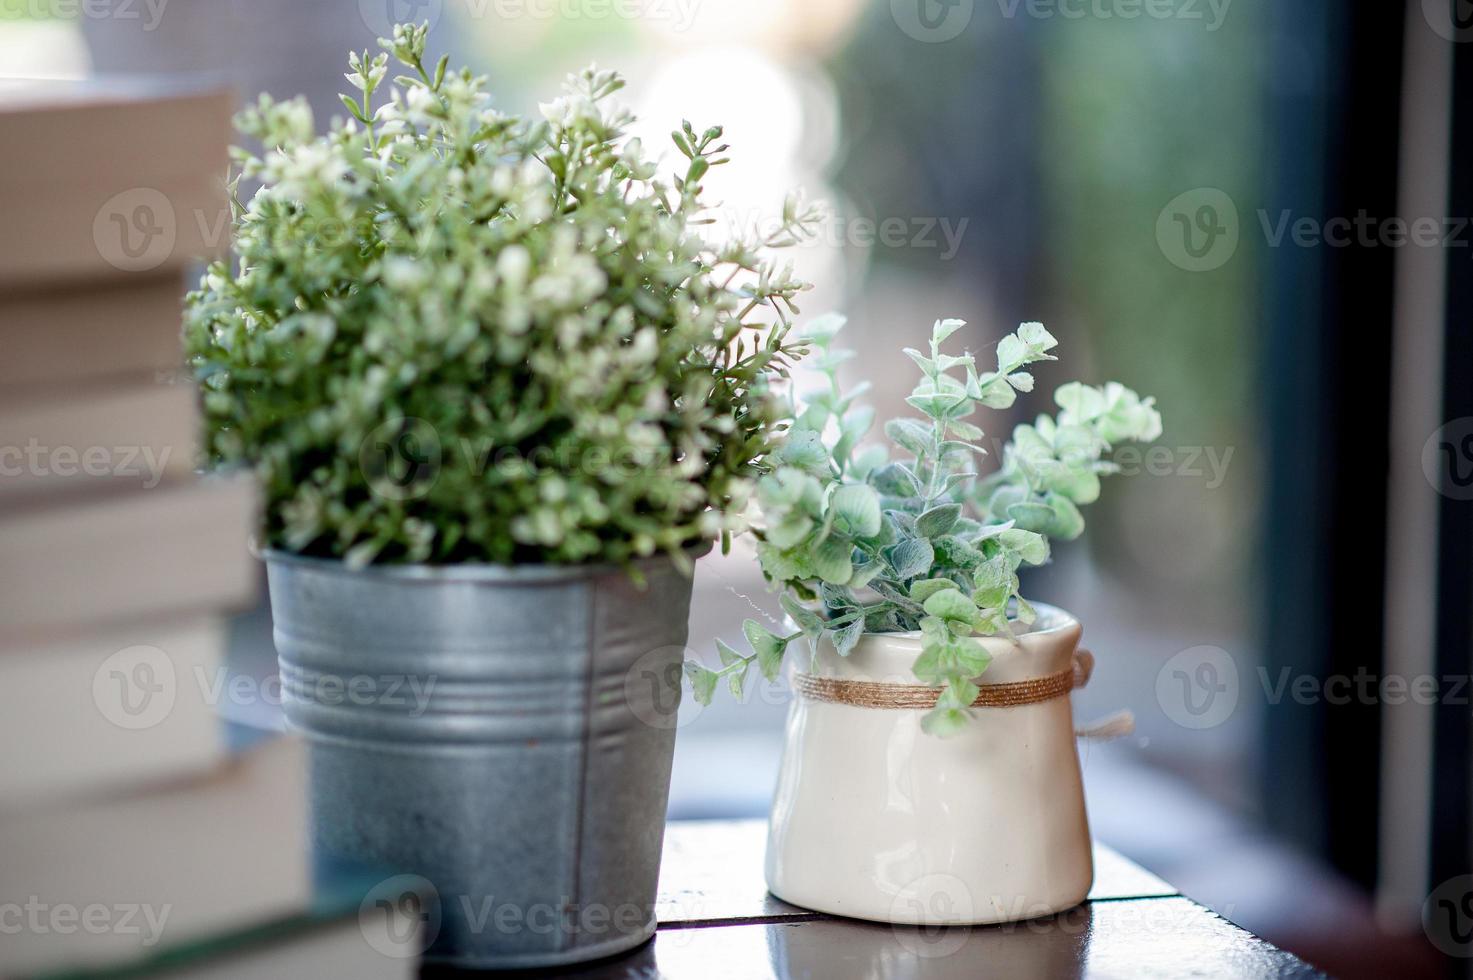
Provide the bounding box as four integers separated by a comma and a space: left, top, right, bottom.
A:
429, 820, 1324, 978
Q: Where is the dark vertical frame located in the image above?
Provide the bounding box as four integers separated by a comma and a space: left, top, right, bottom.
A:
1260, 0, 1404, 886
1429, 24, 1473, 923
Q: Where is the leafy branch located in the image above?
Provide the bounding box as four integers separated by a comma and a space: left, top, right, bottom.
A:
187, 23, 820, 568
687, 317, 1162, 736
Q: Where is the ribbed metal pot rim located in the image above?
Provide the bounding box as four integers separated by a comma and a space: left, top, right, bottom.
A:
257, 539, 713, 584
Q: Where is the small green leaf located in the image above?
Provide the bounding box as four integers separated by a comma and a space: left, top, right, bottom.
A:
984, 483, 1029, 517
996, 334, 1026, 372
887, 509, 919, 535
999, 528, 1050, 565
1043, 465, 1102, 506
338, 93, 369, 123
1045, 492, 1086, 540
885, 418, 933, 457
976, 380, 1017, 410
1051, 423, 1102, 462
796, 403, 830, 433
684, 662, 719, 705
904, 395, 938, 419
850, 445, 888, 481
923, 589, 985, 629
911, 635, 949, 685
756, 642, 785, 682
932, 535, 986, 570
916, 503, 962, 538
812, 535, 855, 584
975, 608, 1009, 635
864, 604, 904, 633
869, 462, 923, 498
717, 639, 745, 668
972, 520, 1015, 542
1055, 381, 1106, 422
834, 406, 876, 462
939, 442, 984, 463
716, 641, 752, 697
1009, 423, 1053, 462
952, 516, 984, 537
886, 537, 934, 580
742, 620, 788, 665
951, 637, 993, 675
773, 429, 830, 475
1006, 501, 1056, 534
728, 664, 750, 698
1017, 321, 1058, 352
921, 706, 970, 737
910, 578, 960, 603
765, 514, 814, 550
947, 419, 984, 441
849, 560, 885, 589
757, 469, 821, 510
1096, 383, 1163, 442
818, 582, 858, 614
780, 593, 824, 637
829, 616, 865, 657
869, 578, 912, 607
903, 348, 936, 376
972, 556, 1014, 609
756, 541, 814, 582
830, 484, 882, 538
933, 318, 966, 345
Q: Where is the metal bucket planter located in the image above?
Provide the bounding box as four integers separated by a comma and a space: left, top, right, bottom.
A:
265, 549, 700, 970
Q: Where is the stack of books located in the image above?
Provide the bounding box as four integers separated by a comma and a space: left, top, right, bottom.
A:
0, 77, 250, 818
0, 80, 421, 979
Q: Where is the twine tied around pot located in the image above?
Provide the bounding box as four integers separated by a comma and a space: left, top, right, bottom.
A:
793, 649, 1097, 710
791, 648, 1135, 740
789, 645, 1131, 736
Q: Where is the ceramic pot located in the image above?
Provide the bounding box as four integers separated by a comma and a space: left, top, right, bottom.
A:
765, 602, 1093, 926
266, 548, 701, 970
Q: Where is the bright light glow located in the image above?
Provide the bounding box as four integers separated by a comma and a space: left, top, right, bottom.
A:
0, 21, 91, 79
640, 0, 866, 55
632, 47, 847, 392
632, 47, 805, 216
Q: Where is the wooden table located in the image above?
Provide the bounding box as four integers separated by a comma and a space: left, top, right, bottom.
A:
493, 820, 1325, 978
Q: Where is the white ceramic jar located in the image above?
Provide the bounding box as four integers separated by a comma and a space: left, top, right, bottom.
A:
765, 602, 1094, 926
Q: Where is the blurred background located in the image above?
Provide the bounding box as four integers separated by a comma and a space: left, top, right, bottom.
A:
5, 0, 1469, 975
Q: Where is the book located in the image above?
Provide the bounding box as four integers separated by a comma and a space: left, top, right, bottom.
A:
0, 736, 423, 979
152, 915, 421, 980
0, 274, 191, 391
0, 382, 197, 500
0, 617, 226, 813
0, 78, 233, 290
0, 476, 258, 640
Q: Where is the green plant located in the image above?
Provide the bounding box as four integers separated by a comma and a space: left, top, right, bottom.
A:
185, 23, 820, 567
688, 317, 1162, 735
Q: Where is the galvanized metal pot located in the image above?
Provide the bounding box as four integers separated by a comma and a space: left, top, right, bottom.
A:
265, 548, 701, 970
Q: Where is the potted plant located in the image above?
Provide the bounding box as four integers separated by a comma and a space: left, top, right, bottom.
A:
184, 24, 820, 969
690, 316, 1162, 926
